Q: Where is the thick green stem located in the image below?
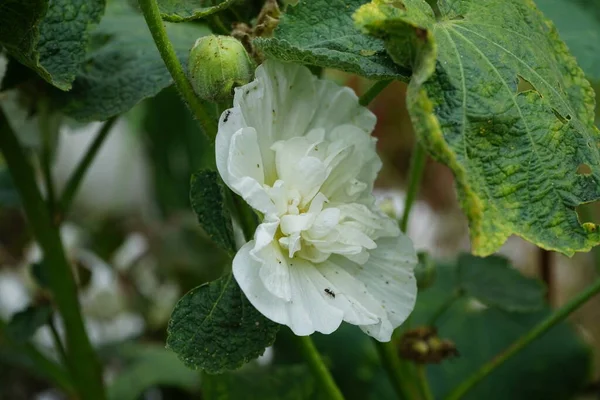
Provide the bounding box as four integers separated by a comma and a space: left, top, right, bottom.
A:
39, 99, 57, 217
445, 276, 600, 400
59, 117, 117, 217
138, 0, 218, 140
0, 110, 106, 399
417, 365, 434, 400
401, 143, 427, 233
296, 335, 345, 400
374, 340, 420, 400
359, 80, 392, 107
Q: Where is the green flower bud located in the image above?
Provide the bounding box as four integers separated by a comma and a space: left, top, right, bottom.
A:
188, 35, 255, 102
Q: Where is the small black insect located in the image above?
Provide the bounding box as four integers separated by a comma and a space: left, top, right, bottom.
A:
223, 110, 232, 123
324, 288, 336, 298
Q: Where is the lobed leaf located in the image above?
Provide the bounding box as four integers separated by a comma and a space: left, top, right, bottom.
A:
157, 0, 238, 22
356, 0, 600, 256
255, 0, 409, 80
0, 0, 105, 90
457, 254, 546, 312
190, 169, 236, 255
166, 273, 279, 373
56, 2, 210, 121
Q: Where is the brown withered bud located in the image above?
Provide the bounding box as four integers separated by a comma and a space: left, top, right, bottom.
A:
398, 326, 459, 364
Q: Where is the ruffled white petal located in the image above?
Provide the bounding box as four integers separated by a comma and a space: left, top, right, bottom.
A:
220, 60, 418, 341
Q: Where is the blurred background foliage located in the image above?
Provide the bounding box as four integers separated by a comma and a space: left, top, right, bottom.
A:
0, 0, 600, 399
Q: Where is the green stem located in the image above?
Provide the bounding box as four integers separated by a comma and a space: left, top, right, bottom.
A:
0, 320, 75, 396
359, 80, 392, 107
138, 0, 218, 140
429, 290, 463, 326
374, 340, 420, 400
39, 99, 57, 217
0, 110, 106, 400
59, 117, 117, 217
296, 335, 345, 400
417, 365, 434, 400
400, 143, 427, 233
445, 276, 600, 400
48, 319, 69, 367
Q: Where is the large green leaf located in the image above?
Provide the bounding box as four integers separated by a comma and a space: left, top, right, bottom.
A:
536, 0, 600, 81
158, 0, 238, 22
57, 2, 210, 121
458, 254, 546, 312
107, 344, 200, 400
203, 365, 321, 400
190, 169, 236, 255
0, 0, 105, 90
356, 0, 600, 256
410, 263, 591, 400
254, 0, 409, 80
166, 273, 280, 373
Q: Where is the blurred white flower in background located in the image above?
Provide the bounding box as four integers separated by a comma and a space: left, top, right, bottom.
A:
217, 60, 417, 341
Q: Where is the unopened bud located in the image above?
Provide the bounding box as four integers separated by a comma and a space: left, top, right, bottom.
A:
188, 35, 255, 102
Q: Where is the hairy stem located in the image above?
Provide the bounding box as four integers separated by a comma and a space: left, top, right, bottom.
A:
0, 110, 106, 399
446, 276, 600, 400
137, 0, 218, 140
59, 117, 117, 217
296, 335, 345, 400
401, 143, 427, 233
359, 80, 392, 107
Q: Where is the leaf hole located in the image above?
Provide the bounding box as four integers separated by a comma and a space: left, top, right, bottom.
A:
577, 164, 592, 175
516, 75, 538, 95
552, 109, 568, 124
576, 202, 600, 225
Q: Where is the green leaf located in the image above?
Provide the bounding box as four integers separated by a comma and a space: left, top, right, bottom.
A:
0, 0, 105, 90
5, 304, 53, 343
203, 365, 321, 400
356, 0, 600, 256
411, 263, 592, 400
157, 0, 238, 22
167, 273, 279, 373
57, 2, 210, 121
190, 169, 236, 255
107, 344, 200, 400
457, 254, 546, 312
254, 0, 409, 80
536, 0, 600, 81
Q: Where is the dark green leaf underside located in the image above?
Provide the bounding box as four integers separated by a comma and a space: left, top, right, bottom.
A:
166, 274, 279, 373
411, 263, 591, 400
458, 254, 546, 312
356, 0, 600, 256
56, 2, 209, 121
255, 0, 409, 80
158, 0, 238, 22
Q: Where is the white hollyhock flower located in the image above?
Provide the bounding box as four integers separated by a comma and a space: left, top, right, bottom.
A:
216, 60, 417, 341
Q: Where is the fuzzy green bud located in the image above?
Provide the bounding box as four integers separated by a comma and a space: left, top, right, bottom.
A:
188, 35, 255, 102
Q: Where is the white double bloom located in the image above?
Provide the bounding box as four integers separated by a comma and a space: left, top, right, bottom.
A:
216, 60, 417, 341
